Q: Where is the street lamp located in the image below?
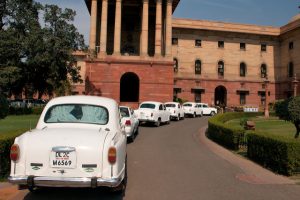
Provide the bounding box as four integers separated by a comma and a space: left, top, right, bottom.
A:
264, 76, 270, 118
292, 74, 298, 97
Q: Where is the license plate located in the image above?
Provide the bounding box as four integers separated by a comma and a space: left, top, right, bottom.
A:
50, 151, 76, 168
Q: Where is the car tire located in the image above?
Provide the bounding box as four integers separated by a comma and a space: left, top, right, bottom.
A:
193, 112, 196, 118
135, 126, 139, 135
176, 114, 180, 121
211, 111, 216, 116
128, 133, 134, 143
28, 186, 40, 193
155, 119, 161, 127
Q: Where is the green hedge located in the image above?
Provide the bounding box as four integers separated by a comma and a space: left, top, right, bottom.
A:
247, 132, 300, 176
0, 95, 9, 119
9, 106, 44, 115
207, 112, 262, 150
0, 130, 25, 178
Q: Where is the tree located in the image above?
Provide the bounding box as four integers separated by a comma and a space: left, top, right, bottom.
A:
0, 93, 9, 119
275, 97, 300, 139
0, 0, 86, 98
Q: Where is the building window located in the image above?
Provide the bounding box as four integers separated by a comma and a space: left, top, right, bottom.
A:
172, 38, 178, 45
261, 44, 267, 52
261, 64, 267, 78
195, 92, 201, 103
218, 61, 224, 77
240, 62, 246, 77
218, 41, 224, 48
174, 58, 178, 73
240, 43, 246, 50
288, 62, 294, 78
260, 93, 266, 106
240, 93, 246, 105
289, 42, 294, 50
195, 60, 201, 75
195, 39, 202, 47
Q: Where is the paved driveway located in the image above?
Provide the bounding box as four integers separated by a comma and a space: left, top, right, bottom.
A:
2, 117, 300, 200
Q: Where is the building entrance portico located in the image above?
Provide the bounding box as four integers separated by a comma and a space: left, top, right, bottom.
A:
120, 72, 140, 102
82, 0, 179, 106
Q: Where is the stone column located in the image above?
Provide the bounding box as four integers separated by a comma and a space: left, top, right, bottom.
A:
155, 0, 162, 57
113, 0, 122, 55
165, 0, 172, 57
89, 0, 98, 51
293, 74, 299, 97
140, 0, 149, 56
100, 0, 108, 56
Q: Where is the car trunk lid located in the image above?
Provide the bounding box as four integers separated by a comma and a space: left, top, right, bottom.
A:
24, 127, 109, 178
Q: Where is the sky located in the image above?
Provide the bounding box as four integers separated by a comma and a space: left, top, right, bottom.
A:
36, 0, 300, 45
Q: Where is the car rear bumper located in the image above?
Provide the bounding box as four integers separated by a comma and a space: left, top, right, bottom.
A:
8, 175, 122, 188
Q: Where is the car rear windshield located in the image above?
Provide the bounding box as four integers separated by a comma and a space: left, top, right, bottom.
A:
44, 104, 109, 125
165, 104, 176, 108
140, 103, 156, 109
183, 104, 192, 107
120, 107, 130, 117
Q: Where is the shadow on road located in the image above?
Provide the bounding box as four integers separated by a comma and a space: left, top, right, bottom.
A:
23, 188, 124, 200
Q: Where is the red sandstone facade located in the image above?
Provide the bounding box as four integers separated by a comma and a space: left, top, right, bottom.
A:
73, 0, 300, 109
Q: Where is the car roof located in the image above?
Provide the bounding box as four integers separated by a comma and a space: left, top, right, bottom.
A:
183, 102, 196, 104
120, 106, 130, 109
47, 95, 117, 107
165, 102, 179, 105
140, 101, 162, 105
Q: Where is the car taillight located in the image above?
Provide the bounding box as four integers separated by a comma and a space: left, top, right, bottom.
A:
125, 120, 131, 126
108, 147, 117, 165
10, 144, 20, 162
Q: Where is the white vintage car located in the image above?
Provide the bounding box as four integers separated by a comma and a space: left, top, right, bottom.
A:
8, 96, 127, 193
135, 101, 170, 127
119, 106, 139, 142
182, 102, 203, 118
197, 103, 218, 116
165, 102, 185, 121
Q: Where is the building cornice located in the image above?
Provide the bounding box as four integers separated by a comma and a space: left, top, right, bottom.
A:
172, 18, 280, 36
85, 0, 180, 14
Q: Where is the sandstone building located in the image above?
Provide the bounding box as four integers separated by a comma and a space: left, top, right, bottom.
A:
74, 0, 300, 108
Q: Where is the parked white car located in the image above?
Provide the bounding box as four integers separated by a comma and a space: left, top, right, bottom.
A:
120, 106, 139, 142
8, 96, 127, 193
165, 102, 185, 121
135, 101, 170, 127
197, 103, 218, 116
183, 102, 203, 118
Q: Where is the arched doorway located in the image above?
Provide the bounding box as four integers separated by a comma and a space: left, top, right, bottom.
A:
215, 86, 227, 106
120, 72, 139, 102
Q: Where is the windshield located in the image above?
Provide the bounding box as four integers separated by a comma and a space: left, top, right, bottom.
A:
120, 107, 130, 117
183, 104, 192, 107
44, 104, 108, 125
165, 104, 176, 108
140, 103, 156, 109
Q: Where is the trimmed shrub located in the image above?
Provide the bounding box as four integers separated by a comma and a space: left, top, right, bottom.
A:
247, 132, 300, 176
0, 130, 25, 178
0, 94, 9, 119
207, 112, 261, 150
9, 106, 44, 116
0, 136, 14, 178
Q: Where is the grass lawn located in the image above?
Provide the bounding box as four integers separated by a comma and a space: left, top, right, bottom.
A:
226, 117, 297, 139
0, 115, 40, 137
